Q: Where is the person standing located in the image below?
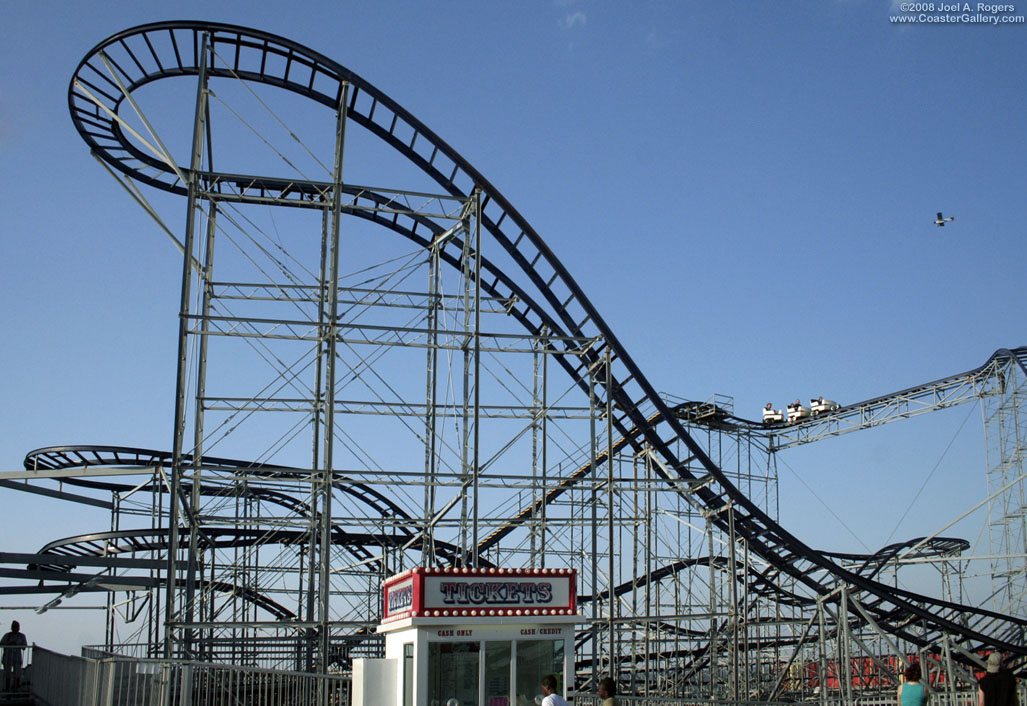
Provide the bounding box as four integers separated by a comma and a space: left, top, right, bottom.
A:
979, 652, 1018, 706
540, 674, 569, 706
0, 621, 27, 692
897, 663, 927, 706
598, 676, 618, 706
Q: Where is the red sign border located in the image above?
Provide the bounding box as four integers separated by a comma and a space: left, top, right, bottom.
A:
382, 567, 577, 622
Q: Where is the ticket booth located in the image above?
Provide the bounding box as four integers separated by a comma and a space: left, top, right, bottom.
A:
352, 567, 580, 706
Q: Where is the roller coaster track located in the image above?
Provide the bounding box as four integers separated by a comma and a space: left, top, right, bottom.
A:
703, 346, 1027, 449
14, 445, 481, 571
23, 445, 412, 526
582, 537, 972, 606
481, 342, 1025, 556
9, 445, 971, 636
2, 459, 485, 622
65, 20, 1026, 671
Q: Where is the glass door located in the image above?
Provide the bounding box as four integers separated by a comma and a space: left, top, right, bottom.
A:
483, 641, 512, 706
429, 642, 481, 706
514, 639, 565, 705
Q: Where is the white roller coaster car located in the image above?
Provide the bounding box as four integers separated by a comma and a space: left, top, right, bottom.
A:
810, 397, 840, 416
763, 404, 784, 423
787, 401, 812, 423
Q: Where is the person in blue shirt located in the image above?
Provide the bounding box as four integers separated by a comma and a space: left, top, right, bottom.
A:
898, 662, 927, 706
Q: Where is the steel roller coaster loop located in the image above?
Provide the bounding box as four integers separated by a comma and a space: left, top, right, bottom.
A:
15, 445, 983, 650
20, 445, 485, 571
66, 20, 1025, 676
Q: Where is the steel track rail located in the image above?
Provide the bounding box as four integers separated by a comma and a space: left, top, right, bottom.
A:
19, 445, 482, 571
710, 346, 1027, 446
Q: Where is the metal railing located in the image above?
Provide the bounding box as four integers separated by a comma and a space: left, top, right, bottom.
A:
33, 646, 1021, 706
572, 690, 1011, 706
32, 646, 101, 706
576, 699, 815, 706
32, 645, 350, 706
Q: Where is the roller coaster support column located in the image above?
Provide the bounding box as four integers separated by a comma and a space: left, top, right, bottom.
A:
457, 192, 482, 566
106, 492, 120, 651
982, 352, 1027, 621
838, 586, 853, 706
589, 354, 600, 676
542, 330, 550, 567
306, 181, 336, 670
187, 185, 219, 664
744, 524, 757, 699
316, 83, 351, 689
423, 228, 443, 567
473, 190, 482, 563
727, 502, 739, 701
815, 595, 829, 706
939, 635, 960, 706
167, 31, 211, 660
606, 351, 617, 678
306, 210, 327, 672
530, 328, 550, 566
706, 512, 717, 697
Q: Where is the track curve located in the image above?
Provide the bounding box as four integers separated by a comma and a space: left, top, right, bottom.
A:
21, 445, 481, 570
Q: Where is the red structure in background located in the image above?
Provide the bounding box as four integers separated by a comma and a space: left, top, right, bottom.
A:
779, 651, 995, 695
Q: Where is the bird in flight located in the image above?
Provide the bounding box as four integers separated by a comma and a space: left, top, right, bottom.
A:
934, 212, 955, 226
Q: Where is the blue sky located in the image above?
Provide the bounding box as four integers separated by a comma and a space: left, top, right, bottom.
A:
1, 1, 1024, 653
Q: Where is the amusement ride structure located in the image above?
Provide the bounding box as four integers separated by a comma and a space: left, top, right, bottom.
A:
1, 21, 1024, 703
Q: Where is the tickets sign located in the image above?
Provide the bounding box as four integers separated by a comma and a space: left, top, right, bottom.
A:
382, 567, 577, 622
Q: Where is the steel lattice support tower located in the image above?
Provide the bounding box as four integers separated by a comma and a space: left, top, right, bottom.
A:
983, 352, 1027, 624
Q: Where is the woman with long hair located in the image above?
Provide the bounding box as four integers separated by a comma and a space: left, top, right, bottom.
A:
898, 662, 928, 706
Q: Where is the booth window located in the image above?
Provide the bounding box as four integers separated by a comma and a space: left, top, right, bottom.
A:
427, 637, 565, 706
429, 641, 481, 706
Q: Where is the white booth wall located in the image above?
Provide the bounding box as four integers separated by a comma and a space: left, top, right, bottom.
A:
355, 619, 576, 706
